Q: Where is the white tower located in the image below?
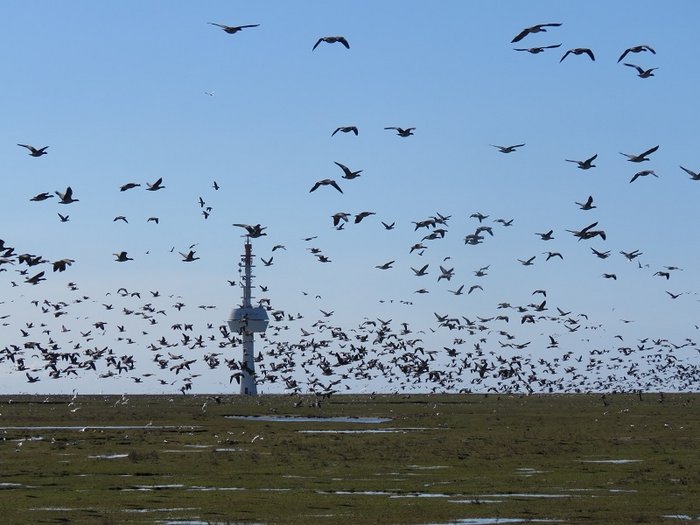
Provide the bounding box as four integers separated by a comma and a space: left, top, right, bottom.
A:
227, 239, 269, 395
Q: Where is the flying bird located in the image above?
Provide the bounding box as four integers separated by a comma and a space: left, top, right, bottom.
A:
334, 161, 362, 180
55, 187, 79, 204
113, 251, 133, 262
575, 196, 596, 210
310, 179, 343, 193
620, 145, 659, 162
332, 126, 358, 136
514, 44, 561, 54
491, 144, 525, 153
679, 166, 700, 181
629, 170, 658, 183
624, 63, 658, 78
518, 256, 536, 266
618, 45, 655, 63
511, 23, 562, 43
30, 192, 54, 202
411, 264, 429, 276
180, 250, 200, 262
560, 48, 595, 62
312, 36, 349, 50
566, 154, 597, 169
354, 211, 375, 223
120, 182, 140, 191
232, 223, 267, 237
52, 259, 74, 272
384, 127, 415, 137
25, 271, 46, 285
146, 177, 165, 191
208, 22, 260, 34
18, 144, 49, 157
375, 260, 395, 270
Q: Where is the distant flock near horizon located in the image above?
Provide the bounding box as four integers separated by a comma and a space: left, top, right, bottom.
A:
2, 18, 699, 396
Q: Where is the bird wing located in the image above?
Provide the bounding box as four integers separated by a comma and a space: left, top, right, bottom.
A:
617, 48, 631, 63
640, 145, 659, 157
312, 38, 323, 50
584, 48, 595, 61
330, 180, 343, 193
338, 37, 350, 49
560, 50, 572, 62
680, 166, 699, 178
511, 28, 531, 43
309, 182, 321, 192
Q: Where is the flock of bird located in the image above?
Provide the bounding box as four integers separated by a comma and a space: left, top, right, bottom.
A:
1, 15, 699, 397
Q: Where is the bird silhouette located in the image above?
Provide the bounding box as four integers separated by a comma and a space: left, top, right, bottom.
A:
511, 23, 562, 43
313, 36, 349, 50
18, 144, 49, 157
310, 179, 343, 193
332, 126, 358, 136
618, 45, 655, 63
146, 178, 165, 191
179, 250, 200, 262
620, 145, 659, 162
513, 44, 561, 54
560, 48, 595, 62
334, 161, 363, 180
566, 154, 597, 169
384, 127, 415, 137
492, 144, 525, 153
55, 187, 79, 204
624, 63, 658, 78
208, 22, 260, 34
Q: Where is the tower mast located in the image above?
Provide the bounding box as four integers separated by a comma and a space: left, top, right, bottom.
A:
228, 237, 269, 395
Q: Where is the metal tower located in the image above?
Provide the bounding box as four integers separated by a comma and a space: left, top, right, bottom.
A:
227, 238, 269, 395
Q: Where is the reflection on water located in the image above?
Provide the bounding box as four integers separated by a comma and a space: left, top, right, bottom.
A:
226, 415, 391, 423
0, 425, 199, 431
581, 459, 642, 464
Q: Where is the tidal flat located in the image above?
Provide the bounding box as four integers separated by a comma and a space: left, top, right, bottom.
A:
0, 393, 698, 524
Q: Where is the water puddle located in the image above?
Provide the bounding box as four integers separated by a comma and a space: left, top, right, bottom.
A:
0, 425, 199, 431
299, 428, 416, 434
391, 492, 452, 498
516, 468, 545, 476
123, 507, 197, 513
0, 483, 25, 489
157, 521, 263, 525
121, 484, 185, 491
484, 493, 570, 499
226, 415, 391, 423
448, 499, 504, 504
581, 459, 642, 464
88, 453, 129, 459
422, 518, 562, 525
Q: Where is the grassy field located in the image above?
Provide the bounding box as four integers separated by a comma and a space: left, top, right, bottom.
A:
0, 393, 698, 524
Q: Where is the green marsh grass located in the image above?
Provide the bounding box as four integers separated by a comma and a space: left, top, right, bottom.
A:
0, 393, 698, 524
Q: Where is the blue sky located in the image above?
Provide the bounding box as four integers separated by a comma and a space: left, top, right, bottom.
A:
1, 1, 699, 394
